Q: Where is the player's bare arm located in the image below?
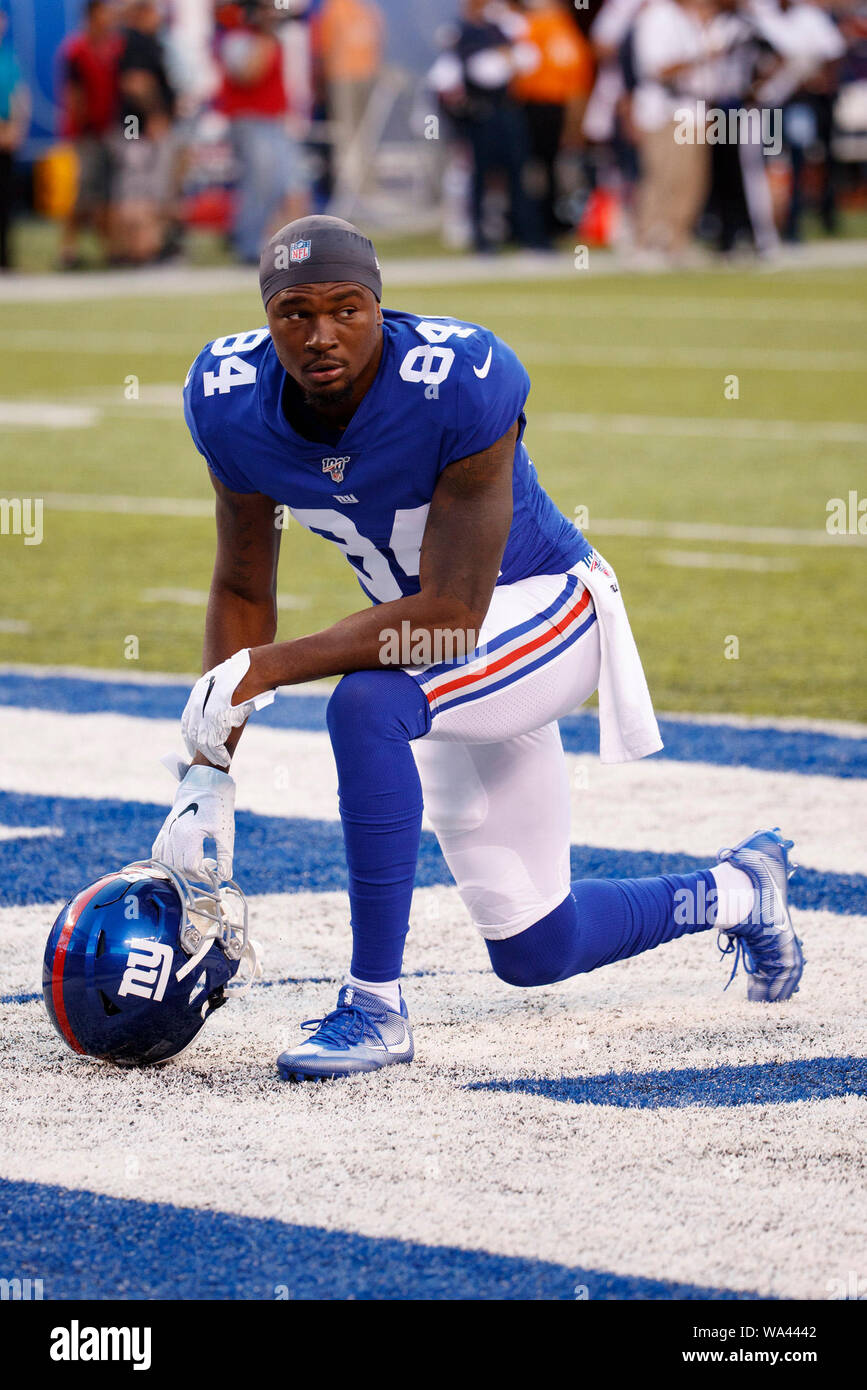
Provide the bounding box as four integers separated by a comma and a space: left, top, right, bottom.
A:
204, 476, 282, 671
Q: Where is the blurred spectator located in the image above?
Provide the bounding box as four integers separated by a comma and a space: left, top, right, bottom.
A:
110, 1, 181, 263
312, 0, 383, 200
0, 6, 29, 270
754, 0, 846, 240
58, 0, 122, 269
631, 0, 715, 260
702, 0, 779, 256
429, 0, 546, 252
509, 0, 596, 241
215, 0, 310, 264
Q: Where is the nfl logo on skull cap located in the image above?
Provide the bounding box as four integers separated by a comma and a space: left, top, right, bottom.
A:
290, 239, 312, 262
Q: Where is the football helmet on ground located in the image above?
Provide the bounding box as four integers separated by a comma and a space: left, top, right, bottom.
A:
43, 860, 259, 1067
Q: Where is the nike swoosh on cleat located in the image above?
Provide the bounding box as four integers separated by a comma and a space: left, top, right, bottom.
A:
473, 346, 493, 379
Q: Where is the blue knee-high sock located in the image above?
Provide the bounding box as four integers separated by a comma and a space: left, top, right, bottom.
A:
486, 871, 719, 987
326, 670, 431, 983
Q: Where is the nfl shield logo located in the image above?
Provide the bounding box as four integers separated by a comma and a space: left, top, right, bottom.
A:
290, 239, 311, 263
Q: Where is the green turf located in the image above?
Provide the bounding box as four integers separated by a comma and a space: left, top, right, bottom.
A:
1, 266, 865, 719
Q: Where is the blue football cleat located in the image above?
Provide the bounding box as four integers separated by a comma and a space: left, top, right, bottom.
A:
716, 827, 804, 1002
277, 985, 414, 1081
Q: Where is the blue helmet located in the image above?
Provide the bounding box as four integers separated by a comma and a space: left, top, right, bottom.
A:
43, 860, 259, 1067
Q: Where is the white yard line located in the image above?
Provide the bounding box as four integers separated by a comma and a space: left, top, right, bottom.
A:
0, 237, 865, 303
520, 342, 867, 371
32, 490, 864, 546
539, 410, 867, 446
141, 587, 310, 611
585, 516, 864, 547
0, 402, 100, 428
490, 294, 867, 322
656, 549, 799, 571
0, 824, 62, 842
41, 491, 213, 517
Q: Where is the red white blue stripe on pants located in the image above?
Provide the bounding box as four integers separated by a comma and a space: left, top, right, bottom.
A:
413, 574, 596, 718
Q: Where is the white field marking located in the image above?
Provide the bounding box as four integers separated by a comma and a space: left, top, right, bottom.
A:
34, 489, 867, 547
0, 329, 198, 355
517, 342, 867, 372
0, 661, 337, 695
0, 620, 31, 635
656, 549, 799, 572
2, 235, 867, 304
584, 516, 866, 547
0, 825, 62, 842
1, 708, 863, 873
488, 293, 867, 323
3, 664, 861, 731
0, 402, 99, 428
1, 890, 865, 1301
42, 492, 213, 518
140, 587, 311, 611
655, 709, 867, 738
539, 411, 867, 445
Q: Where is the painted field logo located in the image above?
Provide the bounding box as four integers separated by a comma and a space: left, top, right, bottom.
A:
0, 497, 43, 546
50, 1321, 152, 1371
0, 1277, 43, 1299
322, 455, 350, 483
117, 940, 173, 1002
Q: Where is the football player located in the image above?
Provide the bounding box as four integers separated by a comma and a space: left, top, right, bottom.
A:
153, 215, 803, 1080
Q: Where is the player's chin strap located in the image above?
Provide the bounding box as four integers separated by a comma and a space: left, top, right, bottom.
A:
121, 858, 262, 993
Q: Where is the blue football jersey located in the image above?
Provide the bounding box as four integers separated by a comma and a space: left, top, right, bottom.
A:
184, 309, 590, 605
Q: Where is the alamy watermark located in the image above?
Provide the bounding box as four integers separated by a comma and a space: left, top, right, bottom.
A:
674, 101, 782, 157
0, 497, 43, 545
379, 622, 484, 668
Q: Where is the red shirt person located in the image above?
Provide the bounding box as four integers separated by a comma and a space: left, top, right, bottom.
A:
57, 0, 122, 267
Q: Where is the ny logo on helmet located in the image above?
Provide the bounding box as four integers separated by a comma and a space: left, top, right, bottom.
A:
322, 455, 350, 483
117, 940, 174, 1002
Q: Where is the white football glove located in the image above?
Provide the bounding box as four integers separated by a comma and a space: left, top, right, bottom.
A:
180, 648, 275, 770
152, 763, 237, 880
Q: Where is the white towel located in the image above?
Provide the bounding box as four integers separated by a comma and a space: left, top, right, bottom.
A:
576, 549, 663, 764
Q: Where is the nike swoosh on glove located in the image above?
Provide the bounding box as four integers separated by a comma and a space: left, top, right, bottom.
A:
180, 648, 275, 769
152, 763, 237, 880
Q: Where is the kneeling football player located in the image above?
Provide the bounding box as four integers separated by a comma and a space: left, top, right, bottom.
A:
153, 216, 803, 1080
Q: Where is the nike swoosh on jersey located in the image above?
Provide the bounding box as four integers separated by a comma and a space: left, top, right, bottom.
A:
473, 346, 493, 379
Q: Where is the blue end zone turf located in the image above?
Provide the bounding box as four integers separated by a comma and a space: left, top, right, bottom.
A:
1, 672, 865, 778
0, 1177, 771, 1300
0, 788, 864, 914
470, 1057, 867, 1109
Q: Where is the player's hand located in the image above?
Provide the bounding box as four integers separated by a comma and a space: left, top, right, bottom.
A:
180, 648, 275, 769
152, 763, 237, 880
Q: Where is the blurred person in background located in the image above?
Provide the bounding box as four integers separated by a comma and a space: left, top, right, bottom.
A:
110, 0, 181, 263
753, 0, 846, 240
631, 0, 717, 262
311, 0, 383, 202
428, 0, 546, 252
580, 0, 647, 242
702, 0, 780, 257
0, 6, 29, 270
509, 0, 596, 243
215, 0, 310, 264
57, 0, 123, 269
